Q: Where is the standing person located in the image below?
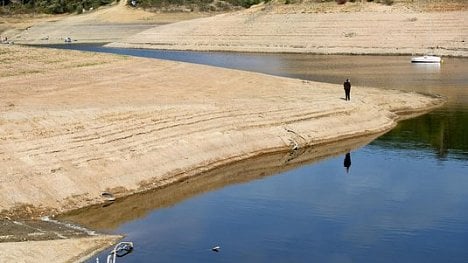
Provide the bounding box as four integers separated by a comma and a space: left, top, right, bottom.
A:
344, 78, 351, 101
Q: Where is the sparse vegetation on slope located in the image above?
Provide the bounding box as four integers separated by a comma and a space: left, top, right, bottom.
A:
132, 0, 250, 12
1, 0, 466, 15
0, 0, 263, 14
0, 0, 114, 14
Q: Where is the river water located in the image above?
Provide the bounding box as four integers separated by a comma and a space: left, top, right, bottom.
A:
49, 45, 468, 262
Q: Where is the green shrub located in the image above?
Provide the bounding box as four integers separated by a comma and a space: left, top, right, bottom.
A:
1, 0, 115, 14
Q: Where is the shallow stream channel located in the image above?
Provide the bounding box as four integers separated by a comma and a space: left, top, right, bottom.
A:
46, 44, 468, 262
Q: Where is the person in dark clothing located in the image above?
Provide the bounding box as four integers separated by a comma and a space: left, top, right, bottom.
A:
344, 79, 351, 101
344, 152, 351, 173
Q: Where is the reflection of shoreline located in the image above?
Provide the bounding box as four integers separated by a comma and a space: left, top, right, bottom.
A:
372, 110, 468, 160
61, 133, 382, 230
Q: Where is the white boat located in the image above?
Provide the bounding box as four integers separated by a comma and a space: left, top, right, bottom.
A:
411, 55, 441, 63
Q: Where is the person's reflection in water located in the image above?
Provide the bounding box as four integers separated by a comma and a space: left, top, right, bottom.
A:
344, 152, 351, 173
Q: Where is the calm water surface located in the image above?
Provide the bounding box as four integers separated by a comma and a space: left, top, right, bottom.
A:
51, 45, 468, 262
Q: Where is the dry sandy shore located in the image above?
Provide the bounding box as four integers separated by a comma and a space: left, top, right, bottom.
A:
0, 44, 444, 217
0, 44, 444, 261
4, 1, 466, 57
108, 3, 468, 57
0, 2, 459, 261
0, 235, 121, 262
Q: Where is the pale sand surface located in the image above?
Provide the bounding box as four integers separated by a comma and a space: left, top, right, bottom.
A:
4, 1, 467, 57
109, 6, 468, 56
0, 235, 121, 263
0, 44, 443, 216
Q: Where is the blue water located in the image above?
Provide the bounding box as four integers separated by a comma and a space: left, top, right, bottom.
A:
48, 45, 468, 262
92, 144, 467, 262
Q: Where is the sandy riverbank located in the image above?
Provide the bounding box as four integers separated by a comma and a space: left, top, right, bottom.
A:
3, 1, 466, 57
0, 44, 444, 218
0, 9, 449, 258
0, 2, 461, 261
0, 1, 461, 261
0, 43, 444, 261
108, 3, 468, 57
0, 216, 121, 262
0, 235, 122, 262
0, 42, 445, 261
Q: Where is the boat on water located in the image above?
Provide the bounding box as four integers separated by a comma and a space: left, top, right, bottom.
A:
411, 55, 442, 63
